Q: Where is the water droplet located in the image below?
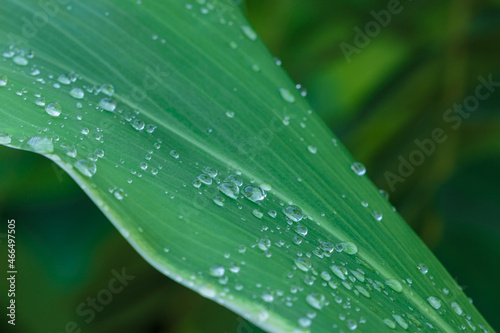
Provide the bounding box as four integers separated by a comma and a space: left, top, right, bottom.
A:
306, 293, 326, 310
451, 301, 463, 315
346, 319, 357, 331
330, 265, 347, 280
279, 88, 295, 103
0, 131, 12, 144
298, 317, 311, 328
351, 162, 366, 176
240, 25, 257, 41
392, 315, 408, 329
13, 55, 28, 66
225, 174, 243, 186
70, 88, 85, 99
261, 291, 274, 302
60, 143, 77, 158
258, 238, 271, 251
218, 182, 239, 199
283, 205, 303, 222
385, 279, 403, 293
57, 74, 71, 85
168, 150, 179, 159
99, 98, 116, 112
225, 110, 235, 118
114, 189, 125, 200
242, 185, 266, 203
295, 257, 312, 272
307, 145, 317, 154
418, 263, 428, 274
75, 159, 97, 177
0, 74, 7, 87
204, 167, 217, 178
252, 208, 264, 219
194, 174, 211, 186
294, 224, 308, 237
267, 210, 277, 218
27, 136, 53, 153
100, 83, 114, 96
427, 296, 442, 309
45, 103, 62, 117
383, 318, 396, 329
131, 119, 145, 131
192, 179, 202, 188
372, 211, 383, 221
339, 242, 358, 255
209, 265, 225, 277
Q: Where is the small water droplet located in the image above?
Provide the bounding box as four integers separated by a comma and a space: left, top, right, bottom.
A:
75, 159, 97, 177
267, 210, 277, 218
70, 88, 85, 99
99, 97, 116, 112
418, 263, 428, 274
100, 83, 114, 96
351, 162, 366, 176
283, 205, 303, 222
307, 145, 317, 154
0, 131, 12, 144
346, 319, 357, 331
372, 211, 383, 221
339, 242, 358, 255
383, 318, 396, 329
427, 296, 442, 309
45, 103, 62, 117
204, 167, 217, 178
209, 265, 225, 277
131, 119, 145, 131
385, 279, 403, 293
57, 74, 71, 85
306, 293, 326, 310
279, 88, 295, 103
13, 55, 28, 66
218, 182, 239, 199
198, 174, 212, 185
60, 143, 77, 158
451, 302, 463, 315
298, 317, 311, 328
258, 238, 271, 251
0, 74, 7, 87
240, 25, 257, 41
225, 174, 243, 186
261, 291, 274, 302
225, 110, 235, 118
294, 224, 308, 237
252, 208, 264, 219
242, 185, 266, 203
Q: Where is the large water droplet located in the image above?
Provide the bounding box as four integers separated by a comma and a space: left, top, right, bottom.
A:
339, 242, 358, 255
75, 159, 97, 177
57, 74, 71, 85
242, 185, 266, 203
131, 119, 145, 131
451, 301, 463, 315
27, 136, 54, 153
283, 205, 303, 222
45, 103, 62, 117
279, 88, 295, 103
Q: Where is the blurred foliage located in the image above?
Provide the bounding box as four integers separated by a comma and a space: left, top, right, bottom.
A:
1, 0, 499, 331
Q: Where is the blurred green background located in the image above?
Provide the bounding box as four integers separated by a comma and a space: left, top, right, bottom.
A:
1, 0, 500, 332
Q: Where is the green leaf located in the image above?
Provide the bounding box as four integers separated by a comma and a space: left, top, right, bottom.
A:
0, 0, 493, 332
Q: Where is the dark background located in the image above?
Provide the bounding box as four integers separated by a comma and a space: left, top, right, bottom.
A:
1, 0, 499, 332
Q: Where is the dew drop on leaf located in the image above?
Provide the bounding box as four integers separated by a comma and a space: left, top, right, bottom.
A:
242, 185, 266, 203
351, 162, 366, 176
27, 136, 54, 153
427, 296, 442, 309
218, 182, 239, 199
283, 205, 303, 222
279, 88, 295, 103
75, 159, 97, 178
0, 73, 7, 87
70, 88, 85, 99
45, 103, 62, 117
